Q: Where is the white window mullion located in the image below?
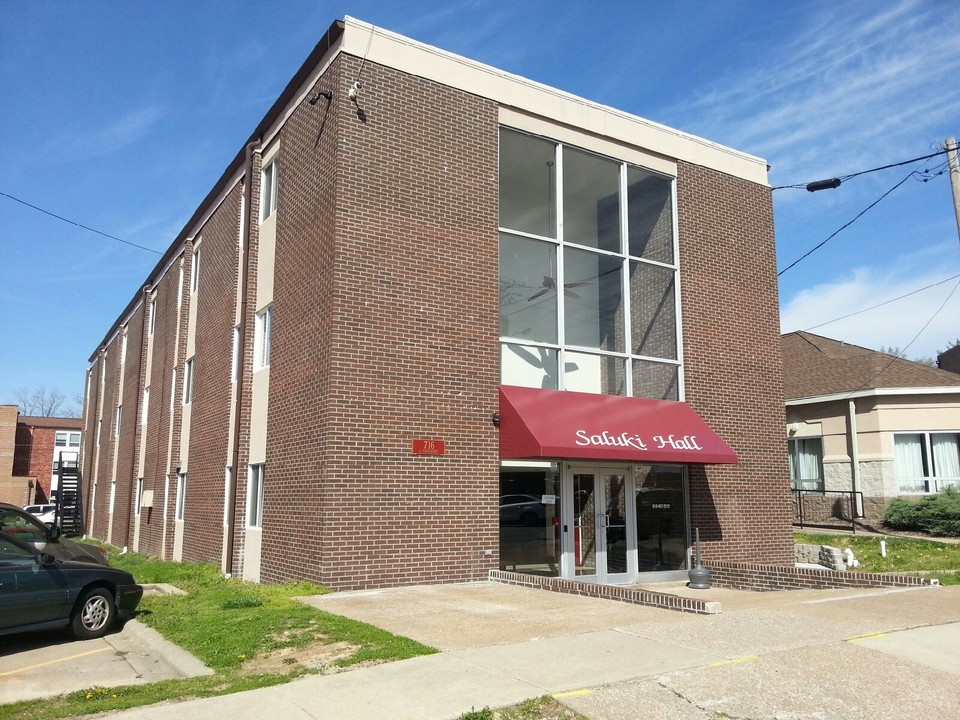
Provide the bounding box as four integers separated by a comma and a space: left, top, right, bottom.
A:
670, 177, 684, 401
555, 143, 566, 389
619, 162, 633, 397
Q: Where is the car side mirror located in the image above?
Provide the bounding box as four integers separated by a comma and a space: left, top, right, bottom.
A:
39, 552, 57, 566
47, 525, 62, 542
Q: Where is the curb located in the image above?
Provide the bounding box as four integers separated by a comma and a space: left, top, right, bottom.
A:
109, 620, 214, 678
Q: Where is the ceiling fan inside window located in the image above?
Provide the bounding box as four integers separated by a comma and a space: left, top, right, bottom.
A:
527, 275, 590, 301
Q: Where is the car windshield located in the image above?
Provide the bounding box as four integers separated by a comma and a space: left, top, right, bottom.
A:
0, 508, 47, 544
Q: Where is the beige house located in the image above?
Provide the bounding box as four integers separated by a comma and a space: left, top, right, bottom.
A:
783, 332, 960, 525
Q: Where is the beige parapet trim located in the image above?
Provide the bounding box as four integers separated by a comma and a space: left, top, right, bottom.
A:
499, 107, 677, 177
341, 16, 769, 186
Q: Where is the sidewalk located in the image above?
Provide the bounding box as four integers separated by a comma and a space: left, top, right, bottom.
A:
102, 580, 960, 720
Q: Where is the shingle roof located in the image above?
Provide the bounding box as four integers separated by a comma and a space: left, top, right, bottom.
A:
782, 331, 960, 400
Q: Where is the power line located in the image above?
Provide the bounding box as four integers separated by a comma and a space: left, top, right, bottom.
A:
0, 191, 162, 255
772, 147, 950, 191
803, 272, 960, 331
841, 275, 960, 398
777, 169, 916, 276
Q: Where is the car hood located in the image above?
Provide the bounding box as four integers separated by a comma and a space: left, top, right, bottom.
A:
44, 537, 110, 565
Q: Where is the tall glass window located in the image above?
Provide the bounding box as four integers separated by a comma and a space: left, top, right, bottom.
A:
499, 128, 679, 398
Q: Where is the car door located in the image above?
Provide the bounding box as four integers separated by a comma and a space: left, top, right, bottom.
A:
0, 534, 69, 629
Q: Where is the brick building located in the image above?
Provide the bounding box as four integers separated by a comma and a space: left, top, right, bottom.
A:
82, 17, 793, 590
0, 405, 82, 506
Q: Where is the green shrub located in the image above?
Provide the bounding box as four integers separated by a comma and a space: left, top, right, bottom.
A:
883, 487, 960, 536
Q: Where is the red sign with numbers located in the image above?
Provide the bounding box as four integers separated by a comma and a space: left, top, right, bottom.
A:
412, 439, 445, 455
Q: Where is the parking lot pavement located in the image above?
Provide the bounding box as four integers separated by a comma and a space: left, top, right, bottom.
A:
0, 620, 211, 704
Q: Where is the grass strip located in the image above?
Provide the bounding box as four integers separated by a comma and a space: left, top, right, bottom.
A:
795, 532, 960, 585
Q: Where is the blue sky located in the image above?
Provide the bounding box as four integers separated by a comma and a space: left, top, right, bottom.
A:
2, 0, 959, 412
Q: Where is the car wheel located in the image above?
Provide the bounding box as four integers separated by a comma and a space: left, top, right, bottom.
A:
71, 588, 116, 639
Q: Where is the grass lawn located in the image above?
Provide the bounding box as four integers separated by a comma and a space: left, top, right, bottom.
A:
0, 550, 436, 720
795, 532, 960, 585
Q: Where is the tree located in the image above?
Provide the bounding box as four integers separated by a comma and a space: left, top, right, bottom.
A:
15, 385, 81, 418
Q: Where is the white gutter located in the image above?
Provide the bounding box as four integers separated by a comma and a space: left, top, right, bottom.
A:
786, 386, 960, 406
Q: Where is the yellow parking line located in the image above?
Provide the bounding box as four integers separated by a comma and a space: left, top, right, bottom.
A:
845, 631, 887, 642
710, 655, 759, 667
0, 647, 111, 677
554, 689, 593, 698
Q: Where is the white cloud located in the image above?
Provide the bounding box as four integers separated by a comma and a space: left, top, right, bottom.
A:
781, 264, 960, 360
663, 0, 960, 184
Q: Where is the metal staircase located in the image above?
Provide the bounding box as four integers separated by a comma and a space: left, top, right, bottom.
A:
55, 452, 85, 535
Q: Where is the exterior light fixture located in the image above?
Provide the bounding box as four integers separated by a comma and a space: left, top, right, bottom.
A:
491, 413, 500, 427
308, 90, 333, 105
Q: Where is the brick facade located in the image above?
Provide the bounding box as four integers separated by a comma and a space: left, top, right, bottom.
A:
82, 18, 795, 591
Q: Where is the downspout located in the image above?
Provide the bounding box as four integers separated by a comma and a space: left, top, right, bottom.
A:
225, 138, 261, 575
122, 285, 150, 549
848, 399, 862, 522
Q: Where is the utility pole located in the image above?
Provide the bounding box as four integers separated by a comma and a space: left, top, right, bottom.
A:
947, 137, 960, 246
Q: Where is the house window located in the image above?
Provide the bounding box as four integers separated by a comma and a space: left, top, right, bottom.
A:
254, 306, 272, 370
149, 297, 157, 335
260, 158, 279, 222
69, 432, 80, 447
788, 437, 824, 492
498, 128, 679, 399
115, 405, 122, 437
176, 473, 187, 521
142, 387, 150, 425
247, 464, 265, 528
183, 358, 194, 404
135, 477, 144, 515
170, 369, 177, 414
190, 247, 201, 295
894, 432, 960, 493
55, 432, 68, 447
96, 419, 102, 446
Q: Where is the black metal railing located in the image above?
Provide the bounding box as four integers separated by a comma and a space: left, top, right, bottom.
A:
792, 489, 864, 533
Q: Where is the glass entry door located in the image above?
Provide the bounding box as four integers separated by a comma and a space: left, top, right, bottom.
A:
568, 466, 632, 583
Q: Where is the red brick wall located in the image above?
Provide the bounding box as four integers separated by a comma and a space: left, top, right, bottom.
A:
260, 56, 502, 590
89, 333, 120, 539
676, 161, 794, 565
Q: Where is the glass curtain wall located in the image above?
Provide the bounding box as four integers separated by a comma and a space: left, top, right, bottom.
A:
499, 128, 679, 399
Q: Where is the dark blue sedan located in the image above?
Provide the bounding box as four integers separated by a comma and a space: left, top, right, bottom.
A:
0, 533, 142, 640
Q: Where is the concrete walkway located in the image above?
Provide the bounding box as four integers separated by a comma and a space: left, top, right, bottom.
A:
96, 580, 960, 720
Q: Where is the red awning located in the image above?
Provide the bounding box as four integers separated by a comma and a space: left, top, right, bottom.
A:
499, 385, 738, 464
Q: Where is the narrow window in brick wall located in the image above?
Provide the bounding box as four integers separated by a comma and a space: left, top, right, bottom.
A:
260, 158, 279, 222
114, 405, 122, 437
55, 432, 68, 447
135, 477, 144, 516
190, 246, 201, 295
254, 306, 272, 370
148, 297, 157, 335
142, 387, 150, 425
498, 128, 679, 399
183, 359, 194, 404
246, 464, 265, 528
231, 325, 240, 382
176, 473, 187, 521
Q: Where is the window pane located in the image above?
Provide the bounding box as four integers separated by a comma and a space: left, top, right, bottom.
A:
630, 261, 677, 360
894, 434, 927, 493
55, 432, 67, 447
628, 167, 674, 263
500, 343, 558, 390
632, 359, 679, 400
69, 432, 80, 446
564, 350, 626, 395
563, 147, 620, 252
932, 433, 960, 480
499, 130, 556, 238
564, 248, 623, 351
499, 234, 558, 343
